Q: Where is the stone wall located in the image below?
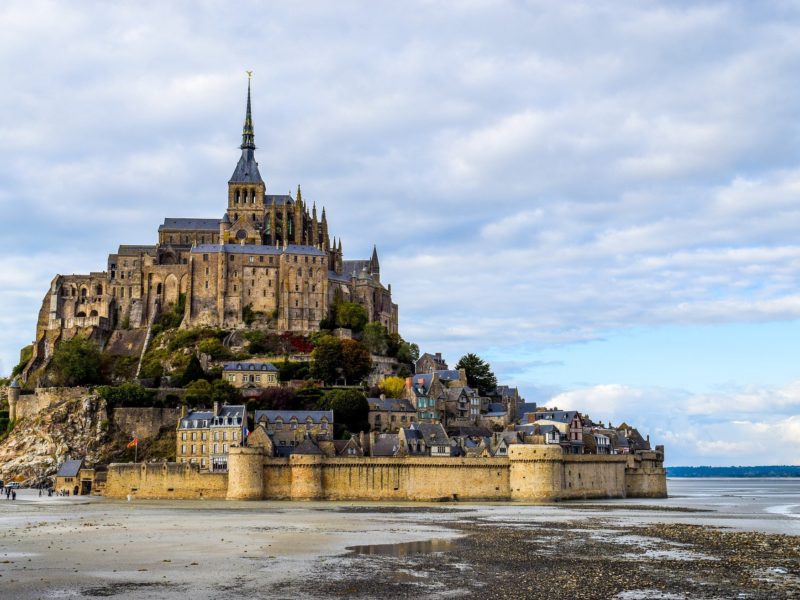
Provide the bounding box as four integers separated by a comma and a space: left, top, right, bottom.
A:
111, 407, 181, 439
15, 387, 90, 421
106, 447, 666, 502
104, 463, 227, 499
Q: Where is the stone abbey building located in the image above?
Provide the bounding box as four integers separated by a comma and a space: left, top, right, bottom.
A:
22, 80, 398, 382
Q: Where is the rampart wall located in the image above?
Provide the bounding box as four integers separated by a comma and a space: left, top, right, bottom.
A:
111, 407, 181, 439
106, 446, 667, 502
15, 387, 90, 421
104, 463, 227, 499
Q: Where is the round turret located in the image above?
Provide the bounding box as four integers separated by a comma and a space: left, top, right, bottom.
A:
7, 378, 20, 422
226, 446, 264, 500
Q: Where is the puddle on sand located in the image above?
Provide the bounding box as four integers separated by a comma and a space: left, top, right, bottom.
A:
347, 538, 456, 557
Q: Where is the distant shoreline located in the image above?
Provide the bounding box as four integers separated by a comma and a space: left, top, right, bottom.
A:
667, 466, 800, 478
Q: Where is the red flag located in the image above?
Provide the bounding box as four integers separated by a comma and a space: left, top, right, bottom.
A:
127, 437, 139, 449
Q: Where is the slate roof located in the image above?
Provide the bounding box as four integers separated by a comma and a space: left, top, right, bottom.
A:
116, 245, 157, 256
159, 218, 221, 232
56, 459, 83, 478
408, 423, 449, 445
368, 398, 415, 412
328, 270, 351, 283
264, 194, 293, 207
533, 410, 579, 424
179, 405, 246, 429
518, 402, 538, 416
495, 385, 519, 398
223, 361, 278, 372
229, 149, 264, 184
343, 260, 370, 276
371, 434, 399, 457
487, 402, 506, 413
255, 410, 333, 424
293, 437, 324, 455
191, 243, 326, 256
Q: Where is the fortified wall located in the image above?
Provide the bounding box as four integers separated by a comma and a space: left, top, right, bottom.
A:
105, 445, 667, 502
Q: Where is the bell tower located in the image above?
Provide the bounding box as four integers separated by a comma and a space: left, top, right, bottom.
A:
225, 72, 266, 244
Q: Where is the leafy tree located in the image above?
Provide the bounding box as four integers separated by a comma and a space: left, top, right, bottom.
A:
319, 389, 369, 437
335, 302, 368, 332
278, 359, 309, 381
455, 353, 497, 396
50, 337, 103, 386
379, 376, 406, 399
183, 379, 213, 405
197, 338, 232, 360
361, 322, 388, 355
310, 336, 342, 384
210, 379, 241, 404
178, 355, 206, 387
340, 339, 372, 385
97, 382, 154, 407
396, 341, 419, 365
254, 387, 297, 410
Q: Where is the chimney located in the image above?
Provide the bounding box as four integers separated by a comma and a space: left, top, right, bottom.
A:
213, 401, 220, 416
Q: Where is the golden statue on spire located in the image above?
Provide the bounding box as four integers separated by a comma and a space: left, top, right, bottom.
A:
246, 70, 253, 79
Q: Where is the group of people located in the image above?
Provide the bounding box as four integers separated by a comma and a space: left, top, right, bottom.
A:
4, 486, 16, 500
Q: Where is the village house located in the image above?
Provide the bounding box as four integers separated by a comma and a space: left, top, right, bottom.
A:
399, 422, 453, 457
528, 409, 585, 454
176, 403, 247, 471
367, 395, 417, 432
54, 459, 98, 496
223, 361, 279, 390
254, 410, 334, 444
415, 352, 448, 374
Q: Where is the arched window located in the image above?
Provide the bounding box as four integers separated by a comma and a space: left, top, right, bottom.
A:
96, 284, 103, 296
80, 287, 87, 298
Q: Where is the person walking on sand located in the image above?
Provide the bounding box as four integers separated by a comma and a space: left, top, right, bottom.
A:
11, 490, 16, 501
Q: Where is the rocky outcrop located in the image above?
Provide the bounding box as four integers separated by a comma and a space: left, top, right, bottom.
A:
0, 394, 110, 484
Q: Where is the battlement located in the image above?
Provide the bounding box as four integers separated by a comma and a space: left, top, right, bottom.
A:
106, 448, 666, 502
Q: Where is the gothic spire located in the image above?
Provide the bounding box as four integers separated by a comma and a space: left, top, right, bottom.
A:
241, 72, 255, 150
229, 72, 263, 184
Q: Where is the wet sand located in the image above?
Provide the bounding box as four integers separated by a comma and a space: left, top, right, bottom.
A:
0, 479, 798, 599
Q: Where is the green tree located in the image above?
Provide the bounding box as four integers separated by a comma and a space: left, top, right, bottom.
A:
396, 341, 419, 364
97, 382, 154, 407
455, 353, 497, 396
197, 337, 232, 360
50, 337, 103, 386
310, 336, 342, 384
178, 355, 206, 387
361, 322, 388, 355
340, 339, 372, 385
335, 302, 368, 332
183, 379, 213, 405
210, 379, 240, 404
319, 389, 369, 437
379, 376, 406, 399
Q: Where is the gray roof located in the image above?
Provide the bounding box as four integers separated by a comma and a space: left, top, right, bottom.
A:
159, 218, 221, 232
179, 405, 246, 429
229, 149, 264, 184
9, 378, 19, 389
328, 270, 351, 283
191, 243, 326, 257
116, 245, 157, 256
518, 402, 538, 416
255, 410, 333, 423
371, 433, 399, 457
409, 423, 449, 445
487, 402, 505, 413
56, 459, 83, 478
343, 260, 370, 276
533, 410, 579, 424
264, 194, 294, 207
293, 437, 324, 455
368, 398, 415, 412
223, 361, 278, 372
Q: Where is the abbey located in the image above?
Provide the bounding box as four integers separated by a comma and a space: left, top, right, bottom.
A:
21, 80, 398, 382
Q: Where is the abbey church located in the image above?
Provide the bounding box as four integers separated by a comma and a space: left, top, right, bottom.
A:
21, 80, 398, 382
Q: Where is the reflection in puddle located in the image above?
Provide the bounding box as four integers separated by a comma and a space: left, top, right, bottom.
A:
347, 538, 456, 557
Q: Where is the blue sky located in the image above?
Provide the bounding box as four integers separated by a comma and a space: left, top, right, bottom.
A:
1, 1, 799, 465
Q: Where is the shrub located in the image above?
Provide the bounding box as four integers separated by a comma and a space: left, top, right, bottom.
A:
50, 337, 103, 386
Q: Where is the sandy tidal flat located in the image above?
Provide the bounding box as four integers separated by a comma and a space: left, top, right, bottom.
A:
0, 479, 798, 599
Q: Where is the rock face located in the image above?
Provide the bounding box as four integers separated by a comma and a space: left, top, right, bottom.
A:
0, 394, 110, 483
